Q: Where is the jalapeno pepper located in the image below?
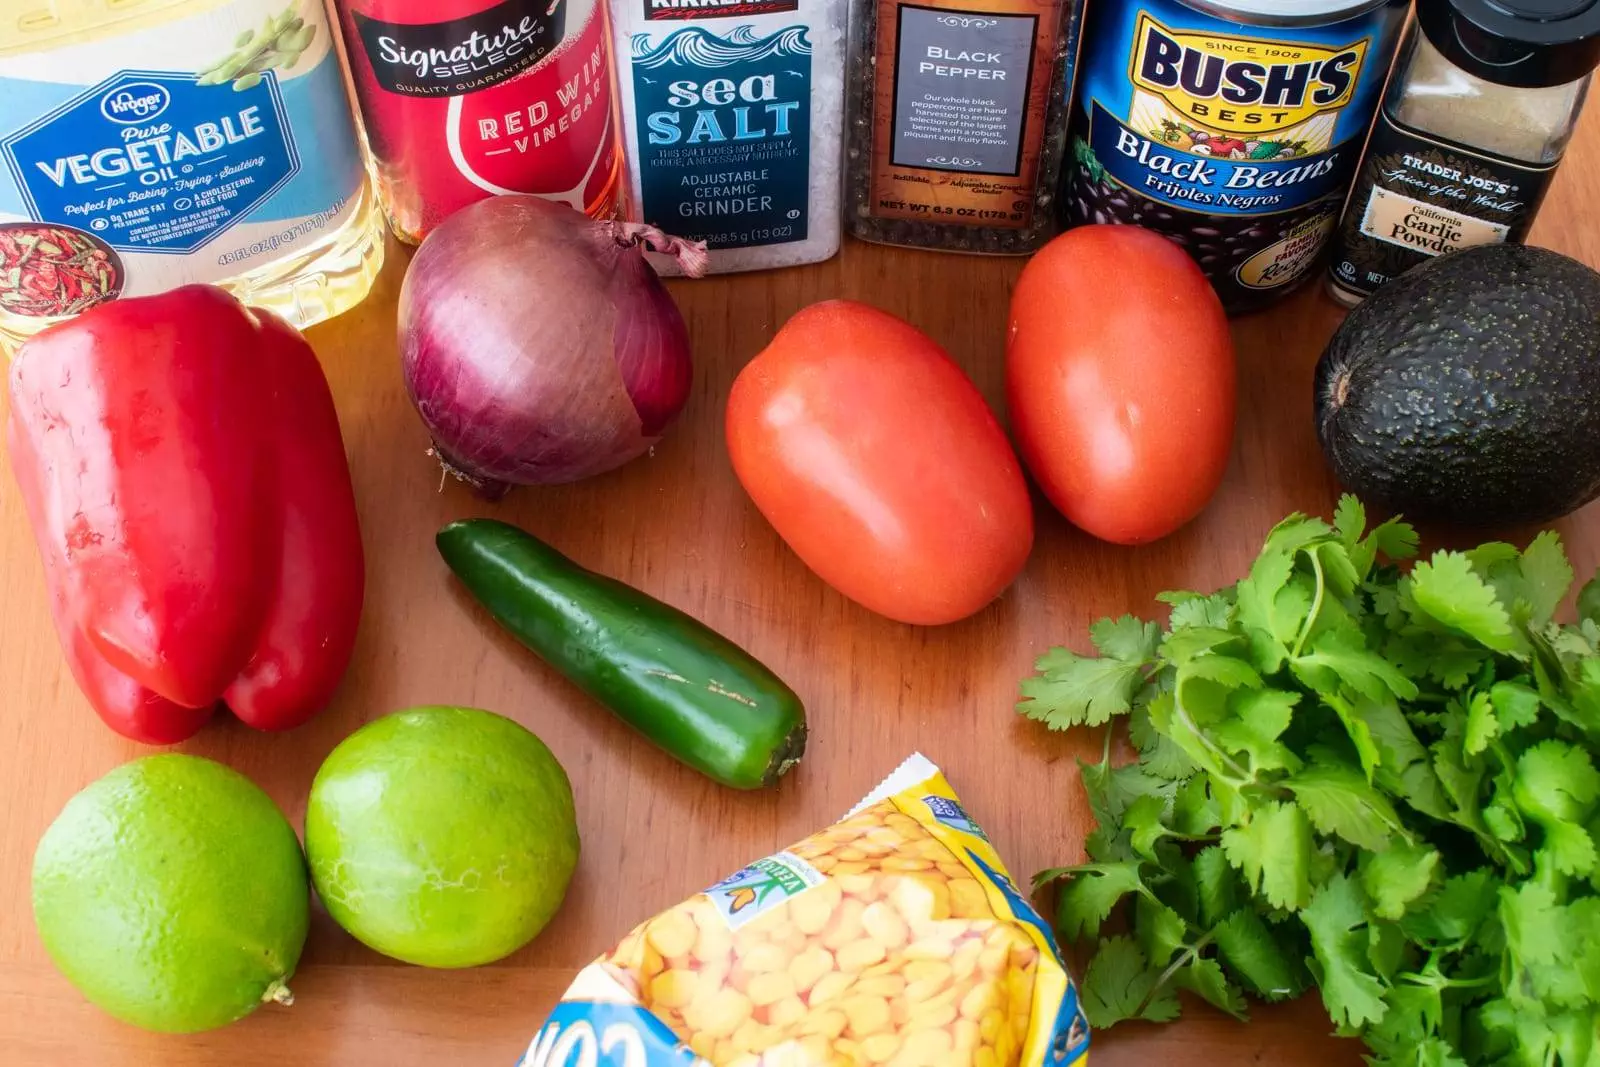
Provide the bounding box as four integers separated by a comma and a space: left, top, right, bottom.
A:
436, 519, 806, 790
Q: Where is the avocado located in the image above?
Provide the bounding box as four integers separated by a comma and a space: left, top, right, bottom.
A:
1315, 244, 1600, 526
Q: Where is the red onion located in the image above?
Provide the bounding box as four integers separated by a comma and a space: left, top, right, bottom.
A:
398, 195, 707, 496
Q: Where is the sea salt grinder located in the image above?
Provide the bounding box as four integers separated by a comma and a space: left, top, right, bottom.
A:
1327, 0, 1600, 306
610, 0, 849, 275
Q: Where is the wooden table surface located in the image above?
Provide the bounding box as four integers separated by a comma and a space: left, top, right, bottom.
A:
7, 121, 1600, 1067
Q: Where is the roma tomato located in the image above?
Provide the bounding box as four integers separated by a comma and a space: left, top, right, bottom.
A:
1006, 226, 1235, 545
727, 300, 1034, 626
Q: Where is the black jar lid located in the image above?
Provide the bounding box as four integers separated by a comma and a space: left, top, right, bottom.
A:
1417, 0, 1600, 87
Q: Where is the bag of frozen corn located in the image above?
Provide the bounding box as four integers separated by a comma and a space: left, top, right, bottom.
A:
520, 754, 1091, 1067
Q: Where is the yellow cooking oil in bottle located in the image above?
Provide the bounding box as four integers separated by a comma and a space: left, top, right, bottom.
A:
0, 0, 384, 351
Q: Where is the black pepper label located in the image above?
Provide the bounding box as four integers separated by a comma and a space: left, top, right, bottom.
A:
1329, 109, 1557, 300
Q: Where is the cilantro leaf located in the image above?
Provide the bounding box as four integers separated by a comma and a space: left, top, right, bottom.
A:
1364, 985, 1452, 1066
1333, 495, 1366, 552
1211, 688, 1300, 776
1490, 680, 1542, 732
1094, 615, 1165, 661
1236, 547, 1298, 672
1361, 697, 1450, 820
1513, 531, 1574, 626
1367, 516, 1419, 563
1125, 793, 1169, 860
1162, 589, 1236, 630
1321, 691, 1384, 781
1054, 862, 1146, 940
1175, 956, 1247, 1019
1130, 703, 1198, 781
1515, 739, 1600, 826
1287, 754, 1406, 852
1222, 801, 1312, 912
1078, 936, 1180, 1028
1399, 870, 1497, 948
1019, 617, 1161, 728
1539, 820, 1597, 877
1192, 846, 1240, 928
1213, 908, 1305, 1001
1464, 690, 1499, 757
1470, 532, 1572, 631
1161, 627, 1245, 664
1150, 690, 1248, 787
1358, 843, 1439, 920
1409, 551, 1516, 651
1172, 774, 1220, 837
1316, 539, 1364, 600
1294, 630, 1419, 703
1079, 757, 1171, 829
1177, 653, 1263, 690
1512, 742, 1600, 874
1135, 893, 1190, 966
1499, 881, 1564, 968
1301, 875, 1389, 1031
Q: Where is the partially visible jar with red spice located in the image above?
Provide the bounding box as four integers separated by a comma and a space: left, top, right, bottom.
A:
333, 0, 628, 242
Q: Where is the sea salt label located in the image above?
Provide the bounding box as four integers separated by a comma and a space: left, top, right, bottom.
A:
630, 26, 811, 250
610, 0, 844, 274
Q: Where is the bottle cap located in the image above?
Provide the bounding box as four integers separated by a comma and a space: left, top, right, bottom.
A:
1418, 0, 1600, 87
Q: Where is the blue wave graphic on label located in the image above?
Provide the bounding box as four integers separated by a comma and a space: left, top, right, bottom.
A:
521, 999, 701, 1066
2, 69, 298, 254
1088, 102, 1348, 216
630, 24, 811, 250
631, 24, 811, 68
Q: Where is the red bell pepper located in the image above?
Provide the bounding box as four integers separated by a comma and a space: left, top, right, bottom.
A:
6, 285, 364, 743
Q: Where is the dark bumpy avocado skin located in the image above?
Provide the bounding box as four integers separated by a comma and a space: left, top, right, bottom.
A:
1315, 244, 1600, 525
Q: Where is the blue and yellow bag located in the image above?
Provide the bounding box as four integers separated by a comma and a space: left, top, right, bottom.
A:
521, 754, 1091, 1067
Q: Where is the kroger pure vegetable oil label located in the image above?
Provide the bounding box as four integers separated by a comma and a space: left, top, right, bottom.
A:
1061, 0, 1407, 313
0, 0, 366, 319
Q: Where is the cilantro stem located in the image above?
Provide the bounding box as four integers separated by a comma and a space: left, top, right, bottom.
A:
1171, 690, 1254, 785
1291, 551, 1326, 660
1137, 928, 1218, 1019
1401, 970, 1496, 991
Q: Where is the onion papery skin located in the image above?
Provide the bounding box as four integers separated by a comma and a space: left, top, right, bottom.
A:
398, 196, 704, 496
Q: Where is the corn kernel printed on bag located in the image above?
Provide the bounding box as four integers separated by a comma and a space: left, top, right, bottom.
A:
520, 754, 1092, 1067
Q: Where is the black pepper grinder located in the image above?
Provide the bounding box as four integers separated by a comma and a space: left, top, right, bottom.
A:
1326, 0, 1600, 307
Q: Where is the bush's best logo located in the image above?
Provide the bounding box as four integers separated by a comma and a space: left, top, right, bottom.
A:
100, 83, 172, 124
1129, 14, 1368, 138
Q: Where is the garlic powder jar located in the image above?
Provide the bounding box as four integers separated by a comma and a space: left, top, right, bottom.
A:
1328, 0, 1600, 306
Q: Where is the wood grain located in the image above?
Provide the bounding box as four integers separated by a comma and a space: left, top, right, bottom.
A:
6, 114, 1600, 1067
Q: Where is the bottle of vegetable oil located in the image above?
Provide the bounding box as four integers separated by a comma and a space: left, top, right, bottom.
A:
0, 0, 385, 353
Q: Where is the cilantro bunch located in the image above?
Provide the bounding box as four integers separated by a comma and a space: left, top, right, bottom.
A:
1021, 497, 1600, 1067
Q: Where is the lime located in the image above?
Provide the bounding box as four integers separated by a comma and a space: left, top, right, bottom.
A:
305, 706, 580, 968
32, 754, 309, 1033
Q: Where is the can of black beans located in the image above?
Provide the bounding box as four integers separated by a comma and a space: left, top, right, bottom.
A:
1058, 0, 1409, 314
